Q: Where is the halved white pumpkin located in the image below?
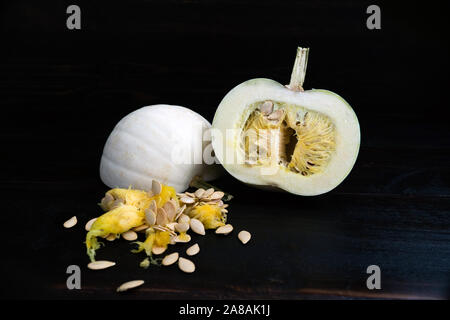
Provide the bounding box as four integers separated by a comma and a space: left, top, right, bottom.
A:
211, 48, 360, 196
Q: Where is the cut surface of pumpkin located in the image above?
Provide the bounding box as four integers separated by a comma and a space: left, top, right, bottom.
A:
211, 47, 360, 195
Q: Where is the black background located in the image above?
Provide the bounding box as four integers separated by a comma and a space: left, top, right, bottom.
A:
1, 0, 449, 299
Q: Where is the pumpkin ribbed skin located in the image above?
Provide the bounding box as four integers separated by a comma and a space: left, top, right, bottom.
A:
100, 104, 220, 192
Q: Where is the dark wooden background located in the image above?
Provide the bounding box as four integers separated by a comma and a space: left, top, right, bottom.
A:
0, 0, 449, 299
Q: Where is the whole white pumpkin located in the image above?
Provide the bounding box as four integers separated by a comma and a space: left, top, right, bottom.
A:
100, 104, 221, 192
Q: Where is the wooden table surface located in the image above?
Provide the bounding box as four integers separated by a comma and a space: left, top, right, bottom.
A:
0, 1, 449, 299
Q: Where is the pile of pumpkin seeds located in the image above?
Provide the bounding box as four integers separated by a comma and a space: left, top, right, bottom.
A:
63, 180, 252, 292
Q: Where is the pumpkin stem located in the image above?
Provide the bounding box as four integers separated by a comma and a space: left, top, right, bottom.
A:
189, 176, 234, 201
286, 46, 309, 92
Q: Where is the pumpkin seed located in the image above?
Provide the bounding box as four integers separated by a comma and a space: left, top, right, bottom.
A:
178, 257, 195, 273
87, 260, 116, 270
110, 199, 124, 209
180, 196, 195, 204
194, 188, 205, 198
221, 208, 228, 214
63, 216, 77, 228
260, 100, 274, 115
116, 280, 144, 292
175, 222, 189, 233
163, 200, 177, 221
186, 243, 200, 256
202, 188, 214, 198
174, 234, 191, 243
238, 230, 251, 244
133, 224, 150, 232
156, 207, 169, 226
190, 218, 205, 235
106, 234, 117, 241
100, 198, 108, 208
145, 209, 156, 226
162, 252, 179, 266
85, 218, 97, 231
210, 191, 224, 200
152, 180, 162, 195
175, 204, 186, 221
152, 225, 166, 232
178, 214, 190, 224
153, 225, 176, 236
267, 109, 284, 120
152, 246, 167, 255
101, 194, 114, 207
122, 230, 138, 241
104, 193, 114, 202
216, 224, 233, 235
166, 222, 177, 231
185, 192, 196, 198
149, 199, 157, 213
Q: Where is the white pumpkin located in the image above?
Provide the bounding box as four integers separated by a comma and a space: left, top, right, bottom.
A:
211, 48, 360, 196
100, 104, 221, 192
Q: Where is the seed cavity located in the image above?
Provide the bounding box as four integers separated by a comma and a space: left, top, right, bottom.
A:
242, 101, 335, 176
267, 109, 284, 120
260, 101, 274, 115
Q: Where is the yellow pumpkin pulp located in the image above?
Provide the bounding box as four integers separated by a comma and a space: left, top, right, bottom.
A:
86, 185, 176, 261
